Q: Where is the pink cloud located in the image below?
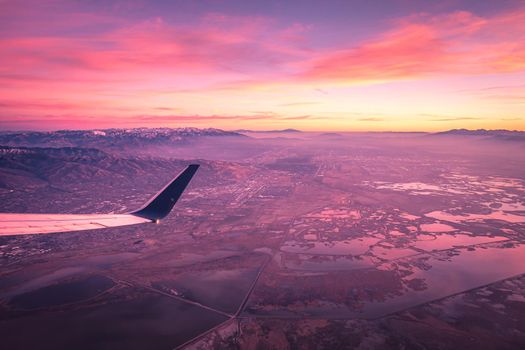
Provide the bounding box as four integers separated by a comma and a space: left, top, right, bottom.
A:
1, 2, 525, 130
4, 6, 521, 91
300, 23, 449, 82
297, 9, 525, 83
2, 4, 525, 89
0, 11, 308, 78
0, 112, 322, 131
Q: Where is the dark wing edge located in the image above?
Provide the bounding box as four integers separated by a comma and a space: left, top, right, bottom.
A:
130, 164, 200, 221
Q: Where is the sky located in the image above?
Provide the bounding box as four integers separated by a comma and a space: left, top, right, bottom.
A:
1, 0, 524, 132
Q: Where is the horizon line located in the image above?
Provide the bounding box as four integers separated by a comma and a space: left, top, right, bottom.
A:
0, 127, 523, 134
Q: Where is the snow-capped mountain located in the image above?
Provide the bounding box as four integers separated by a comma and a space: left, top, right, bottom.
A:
0, 127, 245, 150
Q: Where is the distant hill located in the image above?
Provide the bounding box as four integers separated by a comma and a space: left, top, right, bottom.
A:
234, 128, 302, 133
0, 127, 245, 151
432, 129, 525, 141
319, 132, 344, 138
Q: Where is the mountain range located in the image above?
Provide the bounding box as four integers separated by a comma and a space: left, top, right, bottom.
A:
432, 129, 525, 141
0, 128, 244, 151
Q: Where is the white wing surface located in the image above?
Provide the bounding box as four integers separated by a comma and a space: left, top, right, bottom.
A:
0, 164, 199, 236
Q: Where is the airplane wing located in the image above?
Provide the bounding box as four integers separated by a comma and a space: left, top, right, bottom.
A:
0, 164, 199, 236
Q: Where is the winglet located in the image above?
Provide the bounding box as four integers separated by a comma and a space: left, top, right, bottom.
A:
130, 164, 199, 221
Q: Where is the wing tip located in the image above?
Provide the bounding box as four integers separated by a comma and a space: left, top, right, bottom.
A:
130, 164, 200, 221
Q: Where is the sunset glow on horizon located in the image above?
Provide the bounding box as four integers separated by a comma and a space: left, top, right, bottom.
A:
1, 0, 525, 132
